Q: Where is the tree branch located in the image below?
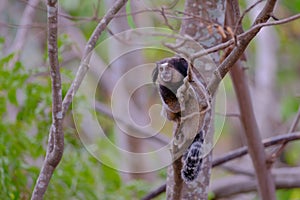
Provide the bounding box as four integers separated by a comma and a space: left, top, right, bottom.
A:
207, 0, 278, 96
31, 0, 128, 199
233, 0, 264, 36
31, 0, 63, 199
189, 13, 300, 62
142, 131, 300, 200
212, 168, 300, 199
94, 101, 169, 145
230, 60, 276, 200
269, 104, 300, 162
141, 184, 167, 200
8, 0, 40, 68
226, 1, 276, 199
61, 0, 128, 118
212, 132, 300, 166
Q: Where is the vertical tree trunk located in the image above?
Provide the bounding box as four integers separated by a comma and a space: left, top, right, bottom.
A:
247, 0, 279, 138
226, 1, 276, 199
166, 1, 225, 199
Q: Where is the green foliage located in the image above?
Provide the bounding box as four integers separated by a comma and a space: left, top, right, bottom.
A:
44, 146, 103, 200
0, 54, 51, 199
284, 141, 300, 166
207, 191, 215, 200
60, 0, 108, 42
111, 180, 152, 200
158, 168, 167, 179
282, 0, 300, 13
280, 97, 299, 121
276, 189, 300, 200
0, 52, 154, 199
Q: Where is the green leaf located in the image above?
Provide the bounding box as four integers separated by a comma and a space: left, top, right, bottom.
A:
0, 37, 5, 44
276, 189, 293, 199
101, 165, 121, 191
284, 141, 300, 165
280, 97, 299, 121
7, 88, 18, 106
0, 96, 6, 116
0, 53, 14, 67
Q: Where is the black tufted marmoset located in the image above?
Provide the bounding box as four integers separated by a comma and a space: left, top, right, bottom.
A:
152, 57, 204, 182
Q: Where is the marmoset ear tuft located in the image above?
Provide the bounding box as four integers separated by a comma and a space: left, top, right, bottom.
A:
176, 57, 188, 77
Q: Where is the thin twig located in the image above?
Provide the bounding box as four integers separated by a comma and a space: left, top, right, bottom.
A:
190, 13, 300, 64
207, 0, 278, 96
175, 10, 220, 26
141, 184, 166, 200
288, 105, 300, 133
233, 0, 265, 36
5, 11, 299, 63
212, 132, 300, 166
270, 105, 300, 161
215, 111, 240, 118
61, 0, 128, 118
94, 101, 169, 145
221, 164, 255, 177
8, 0, 40, 68
212, 170, 300, 199
160, 7, 174, 30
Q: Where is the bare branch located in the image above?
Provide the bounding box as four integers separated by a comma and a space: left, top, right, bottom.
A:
212, 132, 300, 166
160, 7, 174, 30
227, 2, 276, 197
9, 0, 40, 52
269, 105, 300, 162
61, 0, 128, 120
94, 101, 169, 145
141, 184, 167, 200
206, 0, 279, 95
288, 105, 300, 133
221, 164, 255, 177
190, 13, 300, 62
31, 0, 128, 199
212, 168, 300, 199
31, 0, 63, 199
7, 0, 40, 68
233, 0, 265, 35
58, 8, 116, 94
142, 132, 300, 200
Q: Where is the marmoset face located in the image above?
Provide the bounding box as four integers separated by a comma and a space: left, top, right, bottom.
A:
153, 57, 188, 87
157, 62, 185, 84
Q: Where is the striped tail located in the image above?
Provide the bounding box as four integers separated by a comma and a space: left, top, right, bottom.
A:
181, 130, 204, 182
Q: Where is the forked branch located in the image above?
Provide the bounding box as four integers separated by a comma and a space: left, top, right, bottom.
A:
31, 0, 128, 199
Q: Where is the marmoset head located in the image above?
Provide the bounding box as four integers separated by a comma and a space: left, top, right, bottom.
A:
152, 57, 189, 122
152, 57, 188, 85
